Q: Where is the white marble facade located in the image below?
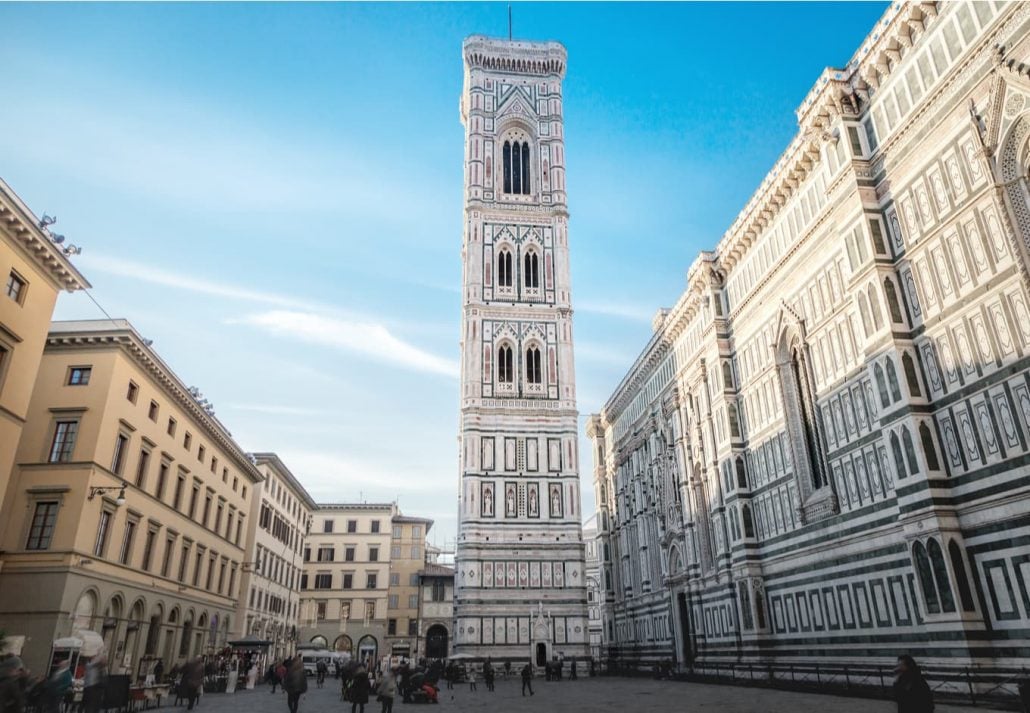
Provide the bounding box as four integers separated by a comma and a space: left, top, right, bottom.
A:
587, 1, 1030, 673
454, 35, 589, 662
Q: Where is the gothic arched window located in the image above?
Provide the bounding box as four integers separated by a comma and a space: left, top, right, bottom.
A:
735, 457, 747, 489
524, 251, 540, 289
919, 423, 940, 470
928, 538, 956, 613
497, 249, 513, 288
948, 539, 976, 612
890, 431, 907, 479
885, 277, 904, 324
886, 358, 902, 402
903, 352, 921, 397
858, 294, 872, 337
913, 541, 940, 614
503, 139, 531, 195
722, 361, 734, 390
902, 426, 919, 474
525, 345, 542, 384
741, 504, 755, 538
788, 337, 824, 489
875, 363, 890, 408
497, 345, 514, 384
868, 284, 883, 329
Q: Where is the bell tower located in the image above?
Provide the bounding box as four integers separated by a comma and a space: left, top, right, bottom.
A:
454, 35, 589, 660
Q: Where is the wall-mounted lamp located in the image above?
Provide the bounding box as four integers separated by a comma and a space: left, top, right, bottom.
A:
88, 484, 127, 506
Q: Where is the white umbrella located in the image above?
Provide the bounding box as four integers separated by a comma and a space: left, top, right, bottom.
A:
448, 653, 475, 660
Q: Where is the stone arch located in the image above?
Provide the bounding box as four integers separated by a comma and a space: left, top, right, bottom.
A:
998, 111, 1030, 258
72, 589, 99, 632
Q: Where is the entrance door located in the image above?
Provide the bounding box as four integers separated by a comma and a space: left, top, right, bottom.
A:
535, 643, 546, 666
677, 592, 692, 664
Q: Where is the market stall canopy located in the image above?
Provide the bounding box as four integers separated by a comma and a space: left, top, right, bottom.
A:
227, 635, 272, 648
53, 630, 105, 657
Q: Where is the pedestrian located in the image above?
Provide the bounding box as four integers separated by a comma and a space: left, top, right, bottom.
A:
83, 654, 107, 713
43, 658, 73, 713
520, 662, 534, 697
504, 661, 511, 679
182, 657, 204, 712
153, 659, 165, 683
276, 661, 287, 694
316, 660, 327, 689
283, 657, 307, 713
0, 655, 27, 713
348, 665, 370, 713
376, 669, 397, 713
266, 663, 279, 693
569, 657, 577, 680
894, 655, 934, 713
468, 668, 477, 692
483, 661, 494, 692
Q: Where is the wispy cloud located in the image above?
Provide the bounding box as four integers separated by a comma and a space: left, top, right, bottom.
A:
281, 450, 443, 496
225, 402, 331, 417
576, 341, 637, 368
234, 310, 459, 379
577, 298, 656, 323
79, 254, 319, 311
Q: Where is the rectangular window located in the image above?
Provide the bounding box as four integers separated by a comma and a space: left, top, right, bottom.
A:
392, 525, 402, 538
347, 520, 357, 533
369, 547, 379, 562
111, 433, 129, 474
370, 520, 380, 533
364, 602, 375, 621
215, 501, 223, 533
188, 483, 200, 519
228, 563, 238, 599
408, 619, 418, 636
410, 545, 420, 560
314, 573, 332, 589
126, 381, 139, 403
173, 475, 185, 510
26, 501, 59, 550
49, 421, 79, 462
318, 546, 334, 562
155, 461, 169, 500
300, 573, 308, 590
343, 573, 353, 589
340, 602, 351, 619
148, 401, 159, 421
389, 573, 400, 586
218, 560, 226, 593
316, 601, 327, 620
323, 519, 334, 533
345, 547, 355, 562
161, 536, 175, 577
411, 526, 421, 538
141, 528, 157, 571
197, 445, 205, 463
206, 554, 216, 590
94, 510, 112, 557
303, 546, 311, 562
432, 580, 445, 602
408, 594, 418, 609
167, 417, 177, 436
67, 367, 92, 386
391, 545, 401, 558
119, 519, 138, 565
210, 456, 217, 474
202, 492, 212, 527
387, 618, 397, 635
5, 271, 26, 303
135, 449, 151, 487
192, 551, 203, 586
183, 432, 192, 450
178, 544, 190, 582
366, 573, 377, 589
409, 573, 419, 587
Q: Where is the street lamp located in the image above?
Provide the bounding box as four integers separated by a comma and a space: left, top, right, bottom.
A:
88, 484, 127, 506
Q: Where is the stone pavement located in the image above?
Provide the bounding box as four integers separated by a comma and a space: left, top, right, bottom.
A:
193, 676, 993, 713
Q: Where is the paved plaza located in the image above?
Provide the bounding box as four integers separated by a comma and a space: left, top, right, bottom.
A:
196, 676, 990, 713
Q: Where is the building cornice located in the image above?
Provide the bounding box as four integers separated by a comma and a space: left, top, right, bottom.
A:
463, 35, 567, 78
45, 320, 263, 485
0, 178, 90, 292
251, 452, 317, 510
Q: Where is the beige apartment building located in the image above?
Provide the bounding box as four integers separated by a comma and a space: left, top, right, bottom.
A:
417, 563, 453, 660
299, 503, 395, 665
384, 514, 431, 660
235, 453, 315, 662
0, 319, 262, 675
0, 179, 89, 539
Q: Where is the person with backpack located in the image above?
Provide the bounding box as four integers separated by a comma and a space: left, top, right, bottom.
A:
347, 665, 370, 713
283, 657, 307, 713
894, 655, 934, 713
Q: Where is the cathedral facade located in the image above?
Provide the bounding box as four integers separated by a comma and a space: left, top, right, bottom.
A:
453, 36, 589, 662
587, 0, 1030, 674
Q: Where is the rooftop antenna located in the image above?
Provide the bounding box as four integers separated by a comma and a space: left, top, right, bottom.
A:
508, 3, 512, 42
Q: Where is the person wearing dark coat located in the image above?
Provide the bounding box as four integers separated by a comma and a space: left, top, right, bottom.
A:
182, 657, 205, 712
283, 657, 307, 713
894, 655, 934, 713
348, 666, 370, 713
520, 663, 534, 697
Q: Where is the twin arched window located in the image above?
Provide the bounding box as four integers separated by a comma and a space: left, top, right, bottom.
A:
526, 345, 542, 384
497, 345, 514, 383
503, 140, 531, 195
497, 250, 513, 288
524, 252, 540, 289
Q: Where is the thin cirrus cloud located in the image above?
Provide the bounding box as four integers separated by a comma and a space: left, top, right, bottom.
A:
234, 310, 459, 379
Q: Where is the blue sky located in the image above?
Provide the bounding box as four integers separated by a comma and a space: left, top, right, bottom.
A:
1, 1, 886, 546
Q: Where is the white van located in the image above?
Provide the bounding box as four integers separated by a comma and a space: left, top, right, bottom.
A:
301, 650, 348, 676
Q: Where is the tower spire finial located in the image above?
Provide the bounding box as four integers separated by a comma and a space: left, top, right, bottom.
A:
508, 3, 512, 42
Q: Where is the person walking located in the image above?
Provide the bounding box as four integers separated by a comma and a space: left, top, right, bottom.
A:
43, 658, 73, 713
266, 663, 279, 693
483, 661, 494, 692
348, 665, 370, 713
520, 663, 534, 697
153, 659, 165, 684
83, 654, 107, 713
894, 655, 934, 713
283, 657, 307, 713
316, 660, 327, 689
182, 657, 204, 712
376, 669, 397, 713
276, 661, 287, 694
467, 668, 477, 693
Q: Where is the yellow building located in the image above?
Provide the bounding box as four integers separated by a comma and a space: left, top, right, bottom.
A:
385, 514, 431, 660
0, 179, 89, 542
0, 319, 263, 677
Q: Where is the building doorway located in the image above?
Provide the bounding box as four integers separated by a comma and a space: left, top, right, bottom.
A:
535, 643, 547, 667
425, 625, 448, 659
677, 592, 693, 664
